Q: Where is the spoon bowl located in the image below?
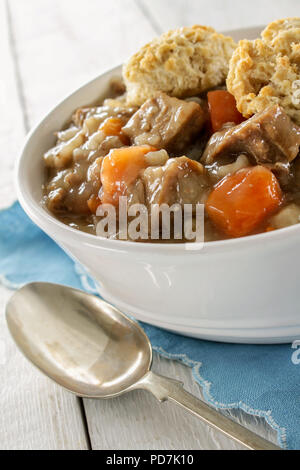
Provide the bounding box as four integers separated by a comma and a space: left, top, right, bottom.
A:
6, 282, 152, 397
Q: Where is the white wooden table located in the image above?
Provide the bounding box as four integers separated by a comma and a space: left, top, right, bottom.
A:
1, 0, 297, 450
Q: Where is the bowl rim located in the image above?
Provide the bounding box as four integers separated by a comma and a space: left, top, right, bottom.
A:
15, 40, 300, 255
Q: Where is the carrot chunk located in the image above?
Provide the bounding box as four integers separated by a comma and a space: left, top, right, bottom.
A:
101, 145, 156, 205
206, 166, 282, 238
100, 117, 129, 145
207, 90, 244, 133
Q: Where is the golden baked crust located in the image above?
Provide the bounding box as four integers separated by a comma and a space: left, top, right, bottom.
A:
262, 17, 300, 58
227, 18, 300, 125
123, 25, 237, 106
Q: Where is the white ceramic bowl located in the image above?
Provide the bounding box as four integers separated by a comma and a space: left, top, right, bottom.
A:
16, 27, 300, 343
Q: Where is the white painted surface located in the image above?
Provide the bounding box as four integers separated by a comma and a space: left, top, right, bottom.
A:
138, 0, 300, 33
1, 0, 287, 449
0, 0, 24, 210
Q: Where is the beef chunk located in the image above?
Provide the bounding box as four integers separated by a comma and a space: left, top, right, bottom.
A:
202, 105, 300, 166
122, 93, 206, 154
141, 156, 208, 207
45, 157, 104, 215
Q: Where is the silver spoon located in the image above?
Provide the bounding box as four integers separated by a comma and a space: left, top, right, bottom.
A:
6, 282, 280, 450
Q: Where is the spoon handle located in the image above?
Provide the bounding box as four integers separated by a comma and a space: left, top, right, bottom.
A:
137, 371, 280, 450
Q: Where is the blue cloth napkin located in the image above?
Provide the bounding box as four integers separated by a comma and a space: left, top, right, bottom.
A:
1, 202, 299, 449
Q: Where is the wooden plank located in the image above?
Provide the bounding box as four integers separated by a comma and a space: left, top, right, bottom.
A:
8, 0, 156, 126
137, 0, 300, 33
0, 0, 25, 210
0, 283, 89, 449
0, 0, 89, 450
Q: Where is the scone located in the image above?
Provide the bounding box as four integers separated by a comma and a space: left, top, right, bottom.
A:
262, 17, 300, 58
123, 25, 237, 106
227, 18, 300, 125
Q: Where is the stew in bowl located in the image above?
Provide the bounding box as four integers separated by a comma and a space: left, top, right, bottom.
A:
42, 19, 300, 243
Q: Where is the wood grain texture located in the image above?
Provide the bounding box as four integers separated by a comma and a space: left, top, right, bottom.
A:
0, 0, 88, 450
8, 0, 155, 126
2, 0, 280, 450
0, 283, 89, 449
0, 0, 24, 209
138, 0, 300, 33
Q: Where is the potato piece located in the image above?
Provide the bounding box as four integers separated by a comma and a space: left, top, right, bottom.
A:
269, 203, 300, 229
